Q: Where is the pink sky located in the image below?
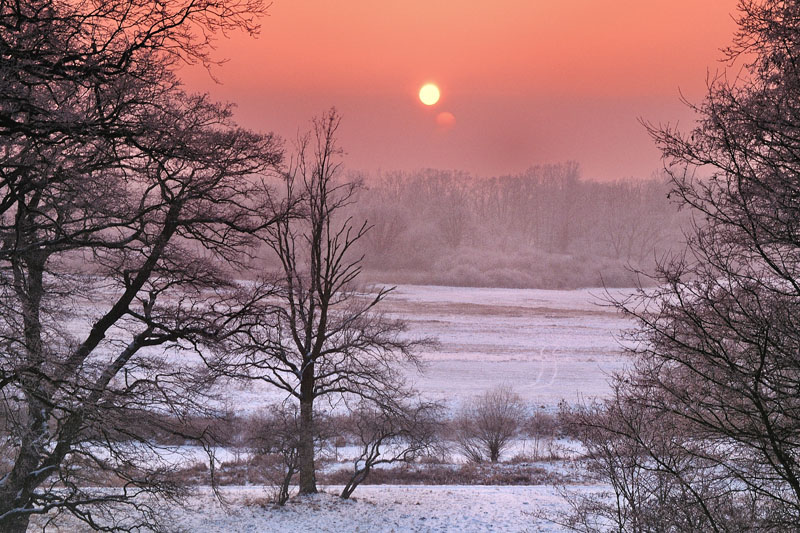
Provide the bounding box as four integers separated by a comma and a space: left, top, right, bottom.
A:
181, 0, 739, 181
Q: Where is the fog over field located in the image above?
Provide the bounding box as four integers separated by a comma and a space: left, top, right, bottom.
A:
346, 165, 686, 290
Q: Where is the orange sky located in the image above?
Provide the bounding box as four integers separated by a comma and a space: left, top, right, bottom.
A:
182, 0, 740, 181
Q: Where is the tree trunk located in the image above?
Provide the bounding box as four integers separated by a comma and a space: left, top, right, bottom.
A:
0, 511, 31, 533
277, 464, 295, 505
340, 467, 369, 499
0, 253, 45, 532
297, 395, 317, 494
489, 444, 499, 463
0, 449, 37, 533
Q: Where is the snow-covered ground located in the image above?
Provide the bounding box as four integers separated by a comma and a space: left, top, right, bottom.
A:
170, 485, 580, 532
31, 285, 624, 532
35, 484, 595, 532
67, 283, 631, 411
223, 284, 633, 410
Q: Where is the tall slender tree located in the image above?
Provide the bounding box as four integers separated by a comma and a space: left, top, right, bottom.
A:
228, 109, 428, 495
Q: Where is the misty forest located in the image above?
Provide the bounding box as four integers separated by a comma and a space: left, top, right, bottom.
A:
1, 0, 800, 532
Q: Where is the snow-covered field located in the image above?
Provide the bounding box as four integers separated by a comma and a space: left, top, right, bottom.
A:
172, 485, 578, 532
224, 284, 632, 410
35, 484, 595, 532
33, 285, 627, 532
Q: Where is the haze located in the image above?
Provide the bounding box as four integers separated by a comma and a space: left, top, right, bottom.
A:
181, 0, 738, 180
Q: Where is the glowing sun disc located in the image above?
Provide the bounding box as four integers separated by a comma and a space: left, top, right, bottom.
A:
419, 83, 440, 105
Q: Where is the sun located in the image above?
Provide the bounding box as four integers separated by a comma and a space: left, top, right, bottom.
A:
419, 83, 440, 106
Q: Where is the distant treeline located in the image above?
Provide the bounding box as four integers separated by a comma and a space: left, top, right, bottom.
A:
345, 163, 686, 288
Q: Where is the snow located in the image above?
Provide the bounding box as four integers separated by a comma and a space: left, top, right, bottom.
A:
169, 484, 577, 532
58, 283, 632, 411
34, 484, 597, 531
221, 284, 634, 410
29, 285, 624, 531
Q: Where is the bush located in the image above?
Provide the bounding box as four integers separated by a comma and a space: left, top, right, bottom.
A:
454, 385, 527, 463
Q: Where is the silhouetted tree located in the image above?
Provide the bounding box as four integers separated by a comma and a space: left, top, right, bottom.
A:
0, 1, 281, 531
557, 1, 800, 530
229, 109, 428, 495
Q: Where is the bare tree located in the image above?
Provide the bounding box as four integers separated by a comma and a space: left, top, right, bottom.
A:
358, 173, 410, 263
227, 109, 429, 495
339, 400, 442, 499
555, 1, 800, 530
247, 404, 320, 506
0, 1, 283, 531
0, 91, 282, 533
597, 179, 677, 264
455, 385, 526, 463
551, 392, 752, 533
350, 166, 682, 289
525, 409, 559, 461
0, 0, 266, 222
